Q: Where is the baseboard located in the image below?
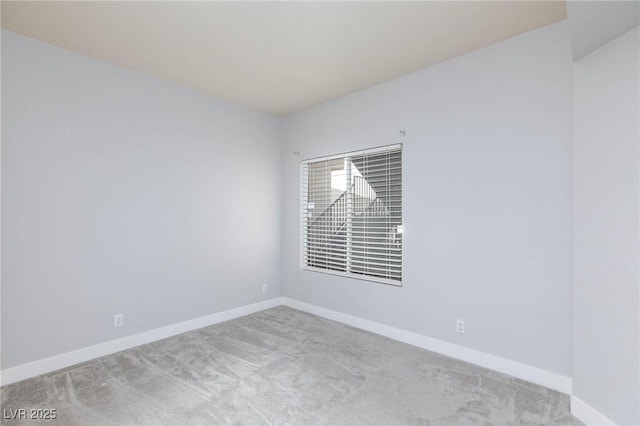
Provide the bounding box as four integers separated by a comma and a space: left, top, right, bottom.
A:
3, 294, 621, 424
571, 396, 617, 426
281, 297, 572, 395
0, 297, 285, 386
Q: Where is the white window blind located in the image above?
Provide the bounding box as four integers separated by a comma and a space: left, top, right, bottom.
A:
300, 144, 402, 285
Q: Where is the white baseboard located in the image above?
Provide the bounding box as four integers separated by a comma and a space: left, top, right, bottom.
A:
571, 396, 617, 426
0, 297, 284, 386
281, 297, 573, 395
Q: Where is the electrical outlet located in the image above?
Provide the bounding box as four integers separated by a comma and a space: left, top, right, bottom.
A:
456, 318, 465, 334
262, 284, 268, 294
114, 314, 124, 328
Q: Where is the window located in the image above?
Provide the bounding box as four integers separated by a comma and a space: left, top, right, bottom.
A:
300, 144, 402, 285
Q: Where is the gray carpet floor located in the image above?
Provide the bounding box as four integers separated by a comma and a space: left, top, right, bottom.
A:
1, 306, 582, 425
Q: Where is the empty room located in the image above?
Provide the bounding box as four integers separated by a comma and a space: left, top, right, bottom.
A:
1, 1, 638, 425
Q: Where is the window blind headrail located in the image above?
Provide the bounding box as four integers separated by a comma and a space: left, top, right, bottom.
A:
301, 144, 402, 164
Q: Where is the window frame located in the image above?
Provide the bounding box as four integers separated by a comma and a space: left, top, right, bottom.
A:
299, 144, 403, 286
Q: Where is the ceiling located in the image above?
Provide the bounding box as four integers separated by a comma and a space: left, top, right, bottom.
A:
1, 1, 567, 115
566, 0, 640, 61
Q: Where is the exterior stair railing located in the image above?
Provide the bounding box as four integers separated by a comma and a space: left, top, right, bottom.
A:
307, 175, 385, 270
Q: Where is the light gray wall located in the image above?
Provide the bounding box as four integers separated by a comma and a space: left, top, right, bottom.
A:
1, 30, 283, 369
573, 26, 640, 426
283, 21, 574, 375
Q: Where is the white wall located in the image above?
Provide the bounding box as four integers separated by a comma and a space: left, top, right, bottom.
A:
1, 30, 283, 369
282, 21, 573, 376
573, 26, 639, 426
